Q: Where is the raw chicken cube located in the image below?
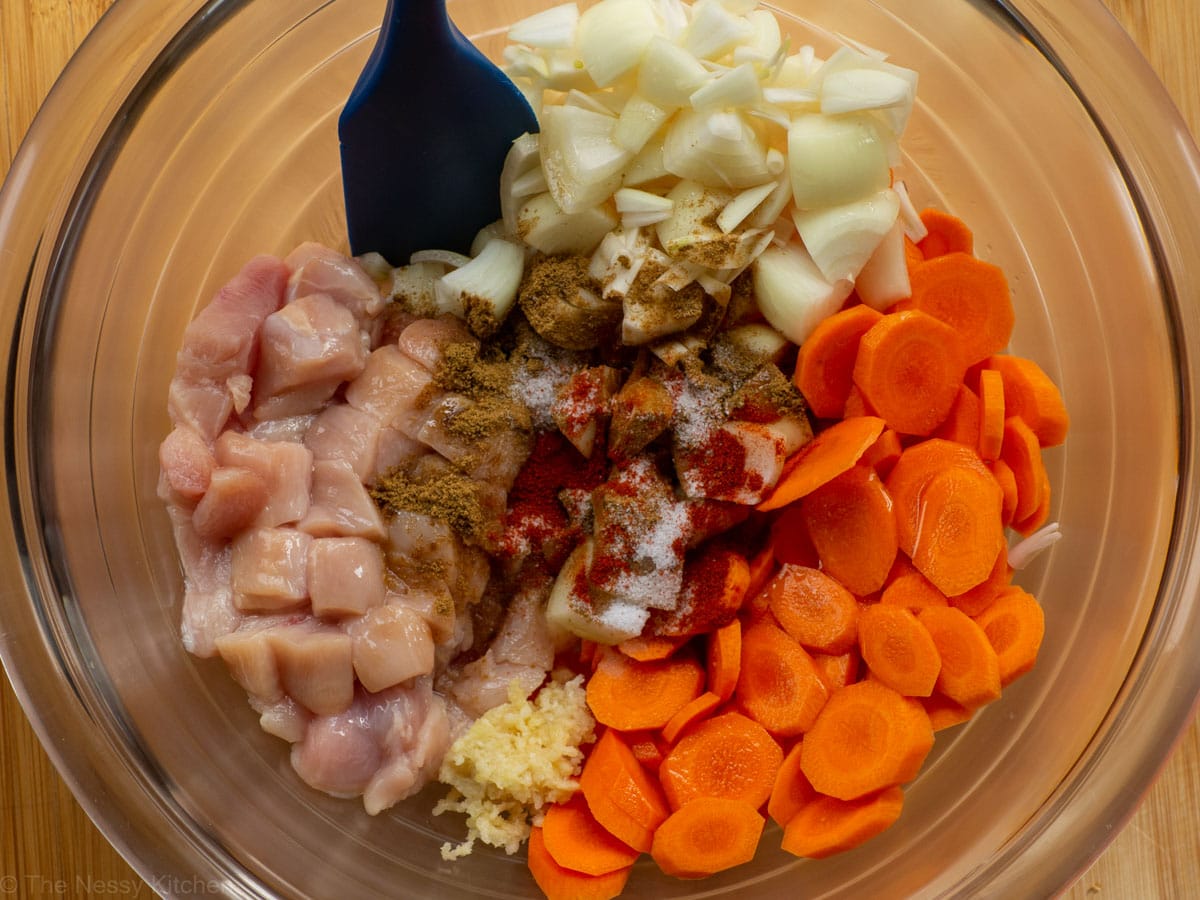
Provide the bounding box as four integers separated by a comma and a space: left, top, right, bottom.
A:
231, 527, 311, 612
215, 627, 283, 702
268, 628, 354, 716
248, 413, 318, 444
166, 504, 242, 658
158, 425, 214, 501
396, 316, 478, 372
372, 428, 425, 478
298, 460, 386, 540
214, 431, 313, 527
344, 344, 439, 429
304, 404, 382, 481
348, 605, 435, 692
192, 466, 269, 541
285, 242, 385, 322
307, 536, 386, 618
253, 293, 368, 420
390, 582, 457, 645
251, 696, 310, 744
168, 255, 287, 440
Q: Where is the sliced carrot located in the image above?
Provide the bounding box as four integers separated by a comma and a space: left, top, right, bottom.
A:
885, 438, 991, 556
842, 384, 876, 418
769, 504, 820, 567
541, 794, 641, 877
758, 416, 887, 512
799, 465, 898, 596
985, 354, 1069, 447
908, 253, 1014, 366
800, 680, 934, 801
736, 621, 830, 737
745, 543, 778, 600
861, 427, 903, 477
650, 798, 764, 879
661, 691, 722, 745
794, 304, 884, 419
811, 650, 861, 693
627, 732, 668, 773
766, 565, 860, 655
586, 648, 705, 732
768, 740, 818, 827
902, 234, 925, 275
973, 587, 1045, 686
934, 384, 982, 450
706, 619, 742, 703
947, 547, 1012, 617
920, 692, 974, 731
1000, 416, 1048, 524
579, 729, 671, 853
618, 633, 689, 662
852, 310, 968, 437
917, 208, 974, 258
1013, 467, 1052, 537
916, 606, 1002, 709
879, 556, 949, 611
857, 604, 942, 697
528, 826, 631, 900
911, 464, 1005, 597
989, 458, 1020, 526
977, 368, 1006, 461
659, 711, 783, 810
781, 786, 905, 859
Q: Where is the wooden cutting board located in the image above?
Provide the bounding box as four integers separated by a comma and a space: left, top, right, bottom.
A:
1, 0, 1197, 896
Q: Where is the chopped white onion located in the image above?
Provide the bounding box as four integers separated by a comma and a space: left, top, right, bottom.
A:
410, 248, 473, 269
622, 136, 672, 186
613, 94, 671, 153
638, 36, 713, 108
577, 0, 662, 87
716, 181, 777, 233
1009, 522, 1063, 570
791, 188, 900, 283
435, 238, 525, 332
470, 220, 509, 257
508, 3, 581, 49
752, 241, 853, 345
821, 68, 913, 116
517, 192, 620, 255
654, 0, 690, 39
893, 180, 928, 242
499, 132, 542, 236
690, 62, 762, 110
787, 111, 892, 210
855, 220, 911, 310
749, 171, 793, 228
540, 104, 632, 213
683, 0, 755, 60
565, 89, 618, 116
615, 187, 674, 227
664, 109, 771, 188
762, 86, 820, 108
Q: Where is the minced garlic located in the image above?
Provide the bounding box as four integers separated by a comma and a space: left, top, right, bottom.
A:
434, 674, 596, 860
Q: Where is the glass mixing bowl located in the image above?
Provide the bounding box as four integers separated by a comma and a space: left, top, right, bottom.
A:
2, 0, 1199, 897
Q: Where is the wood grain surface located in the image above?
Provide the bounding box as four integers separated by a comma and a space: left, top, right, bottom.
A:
1, 1, 1198, 897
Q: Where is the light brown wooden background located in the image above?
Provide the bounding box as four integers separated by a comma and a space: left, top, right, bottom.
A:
2, 1, 1198, 897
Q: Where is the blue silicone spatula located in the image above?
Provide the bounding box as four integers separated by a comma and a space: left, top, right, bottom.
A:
339, 0, 539, 265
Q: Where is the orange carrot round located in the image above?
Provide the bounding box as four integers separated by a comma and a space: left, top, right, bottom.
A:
811, 650, 861, 693
985, 354, 1069, 447
627, 732, 668, 773
1013, 467, 1053, 537
800, 465, 899, 595
910, 464, 1006, 597
768, 740, 818, 827
973, 587, 1045, 686
858, 604, 942, 697
650, 798, 764, 879
661, 691, 722, 745
541, 794, 641, 877
659, 711, 783, 811
977, 368, 1006, 461
586, 649, 705, 732
917, 208, 974, 258
947, 546, 1012, 617
916, 606, 1002, 709
999, 416, 1048, 524
885, 438, 990, 556
989, 457, 1020, 526
706, 619, 742, 703
794, 304, 884, 419
736, 621, 830, 737
800, 679, 934, 801
920, 692, 974, 731
852, 310, 968, 437
757, 416, 887, 511
579, 729, 671, 853
781, 786, 905, 859
908, 253, 1014, 366
934, 384, 982, 449
880, 556, 949, 611
903, 234, 925, 274
861, 427, 903, 477
766, 565, 860, 655
770, 503, 821, 567
842, 383, 876, 418
618, 633, 690, 662
528, 826, 632, 900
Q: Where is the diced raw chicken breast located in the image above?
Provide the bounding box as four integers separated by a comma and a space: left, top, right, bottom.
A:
268, 627, 355, 716
305, 404, 382, 481
253, 293, 368, 420
307, 536, 386, 618
231, 527, 311, 612
297, 460, 386, 541
247, 413, 318, 444
344, 344, 439, 430
168, 256, 287, 440
396, 316, 477, 371
289, 678, 451, 814
159, 425, 214, 501
389, 582, 457, 645
371, 428, 425, 478
348, 604, 435, 692
166, 504, 242, 658
251, 696, 311, 744
214, 431, 313, 527
215, 625, 284, 701
410, 396, 533, 492
285, 242, 385, 322
192, 466, 269, 541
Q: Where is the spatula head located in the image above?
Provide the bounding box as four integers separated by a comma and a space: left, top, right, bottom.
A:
339, 17, 539, 266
